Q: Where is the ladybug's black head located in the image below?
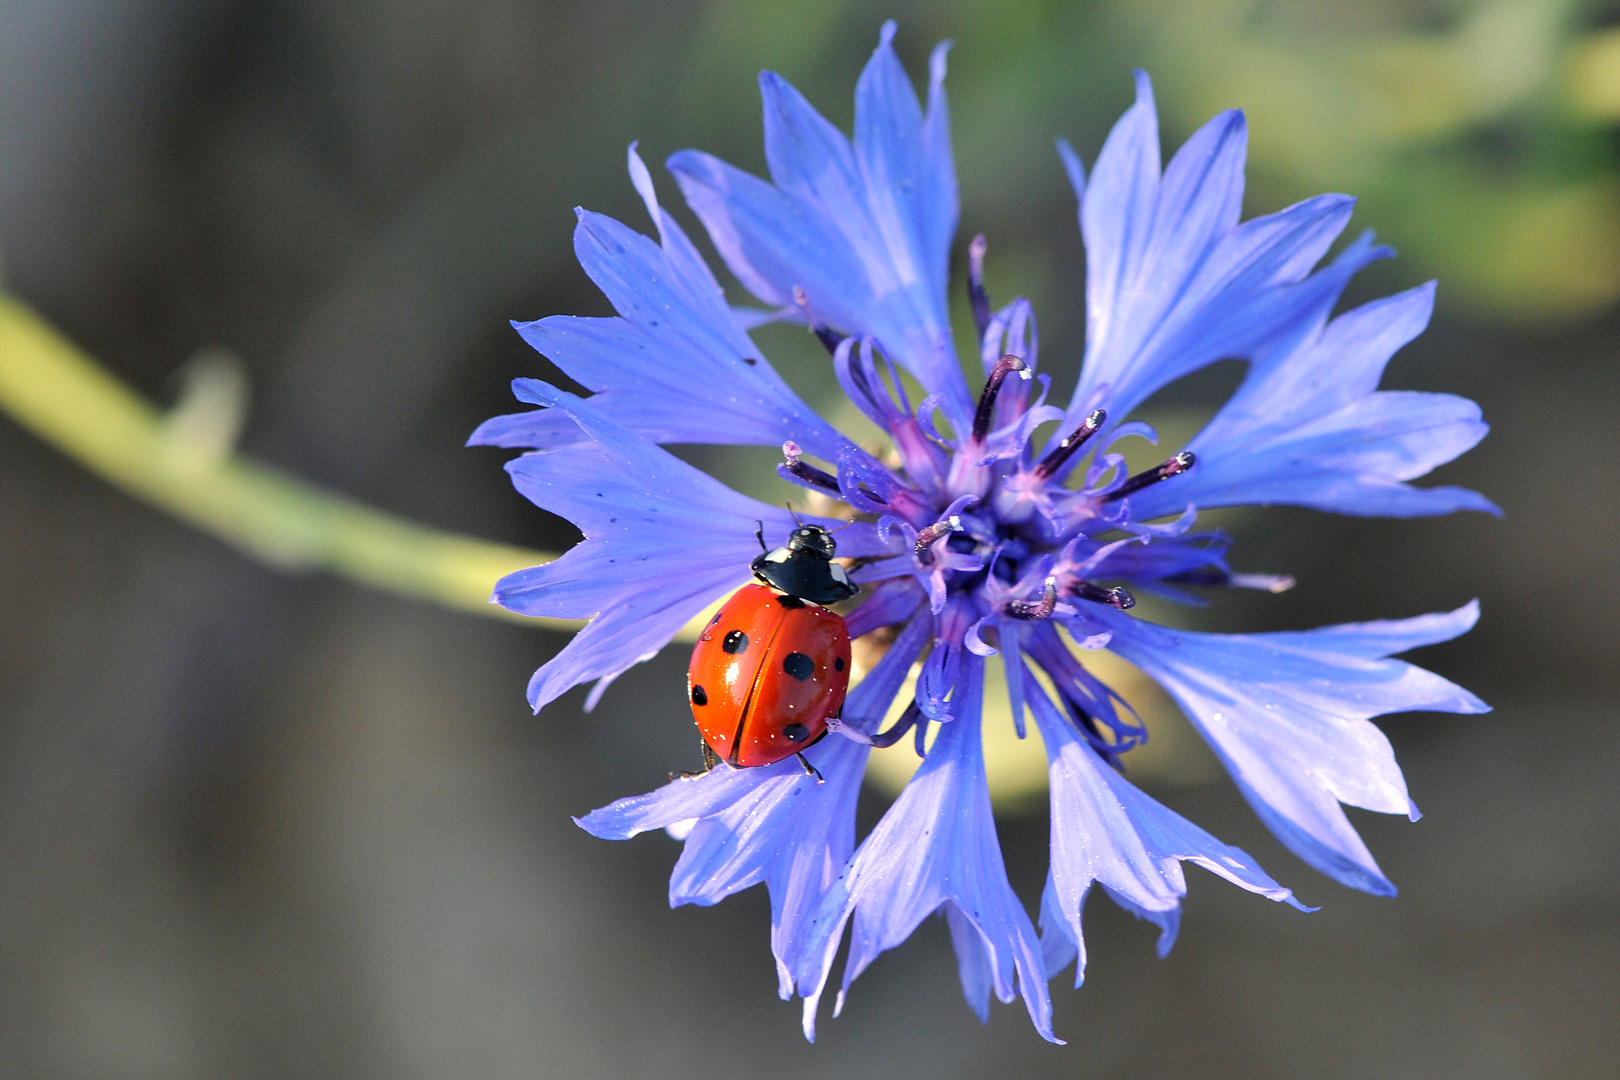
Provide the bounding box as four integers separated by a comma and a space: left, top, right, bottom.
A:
752, 523, 858, 605
785, 524, 837, 560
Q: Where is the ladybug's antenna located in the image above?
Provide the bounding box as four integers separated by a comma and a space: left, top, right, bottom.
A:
785, 502, 805, 526
826, 520, 856, 534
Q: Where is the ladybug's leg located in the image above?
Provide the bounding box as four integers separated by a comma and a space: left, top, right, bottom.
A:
669, 740, 722, 781
796, 753, 824, 785
754, 519, 767, 554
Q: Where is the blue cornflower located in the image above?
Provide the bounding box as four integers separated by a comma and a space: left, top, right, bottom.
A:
472, 22, 1494, 1043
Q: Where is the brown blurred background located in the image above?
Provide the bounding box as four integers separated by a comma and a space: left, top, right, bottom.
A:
0, 1, 1616, 1076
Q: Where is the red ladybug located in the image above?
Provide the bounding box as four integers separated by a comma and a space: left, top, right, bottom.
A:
687, 523, 858, 776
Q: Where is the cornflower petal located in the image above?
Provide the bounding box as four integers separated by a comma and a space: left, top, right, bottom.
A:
1100, 603, 1490, 895
470, 149, 855, 463
668, 24, 973, 431
796, 652, 1058, 1043
575, 606, 928, 993
1131, 281, 1499, 520
845, 577, 929, 638
1054, 75, 1413, 446
1025, 663, 1305, 988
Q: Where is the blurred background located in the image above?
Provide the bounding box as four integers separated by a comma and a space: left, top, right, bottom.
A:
0, 0, 1616, 1076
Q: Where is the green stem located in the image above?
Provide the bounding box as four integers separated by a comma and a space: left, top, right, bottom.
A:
0, 293, 579, 630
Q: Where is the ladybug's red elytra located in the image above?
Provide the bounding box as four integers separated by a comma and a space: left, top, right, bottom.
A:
687, 522, 858, 777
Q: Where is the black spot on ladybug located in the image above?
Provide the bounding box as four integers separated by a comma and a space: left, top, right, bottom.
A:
776, 594, 806, 610
691, 685, 708, 706
722, 630, 749, 654
782, 653, 815, 681
783, 723, 810, 743
834, 657, 845, 672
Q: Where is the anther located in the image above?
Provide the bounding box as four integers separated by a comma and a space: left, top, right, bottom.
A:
913, 515, 963, 566
793, 285, 845, 355
1102, 451, 1196, 503
971, 354, 1030, 443
780, 441, 840, 494
1033, 409, 1106, 479
1074, 581, 1135, 610
1006, 576, 1058, 620
968, 234, 991, 344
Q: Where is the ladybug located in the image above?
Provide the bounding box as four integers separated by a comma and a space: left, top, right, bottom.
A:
687, 521, 859, 777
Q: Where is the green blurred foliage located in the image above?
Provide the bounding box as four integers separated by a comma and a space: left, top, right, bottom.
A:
1131, 0, 1620, 321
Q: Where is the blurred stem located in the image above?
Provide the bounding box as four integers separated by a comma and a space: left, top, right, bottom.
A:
0, 293, 579, 630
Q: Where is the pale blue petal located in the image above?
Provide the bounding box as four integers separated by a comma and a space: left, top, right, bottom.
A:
918, 39, 958, 300
1131, 281, 1497, 519
673, 735, 869, 997
1025, 666, 1303, 987
470, 147, 854, 463
1070, 192, 1356, 429
1080, 70, 1161, 364
668, 26, 973, 431
1100, 603, 1489, 895
855, 22, 957, 313
582, 606, 932, 998
945, 903, 995, 1023
576, 757, 799, 843
796, 653, 1058, 1043
1055, 137, 1086, 205
1063, 74, 1386, 430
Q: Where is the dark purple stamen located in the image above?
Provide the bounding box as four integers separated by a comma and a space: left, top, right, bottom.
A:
1074, 581, 1135, 610
814, 326, 845, 355
1102, 451, 1196, 502
793, 285, 845, 355
779, 441, 840, 494
1006, 577, 1057, 620
972, 354, 1029, 443
913, 514, 963, 566
1034, 409, 1106, 479
869, 703, 921, 749
967, 233, 991, 344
